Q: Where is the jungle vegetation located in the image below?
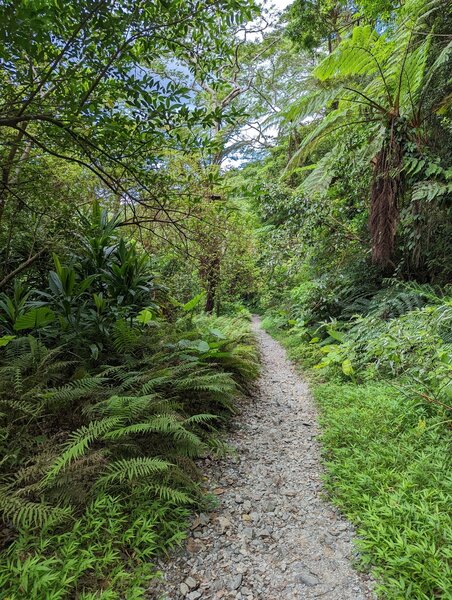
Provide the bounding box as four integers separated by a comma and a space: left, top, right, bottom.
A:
0, 0, 450, 598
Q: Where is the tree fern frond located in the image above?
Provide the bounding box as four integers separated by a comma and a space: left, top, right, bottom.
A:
284, 86, 342, 123
285, 109, 351, 171
399, 36, 431, 108
314, 25, 388, 81
299, 150, 337, 197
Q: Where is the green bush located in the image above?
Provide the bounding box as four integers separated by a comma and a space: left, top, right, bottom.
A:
0, 493, 188, 600
0, 207, 260, 598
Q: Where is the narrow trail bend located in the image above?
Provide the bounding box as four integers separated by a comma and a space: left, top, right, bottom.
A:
155, 317, 374, 600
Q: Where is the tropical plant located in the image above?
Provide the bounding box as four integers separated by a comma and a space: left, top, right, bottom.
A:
284, 0, 452, 267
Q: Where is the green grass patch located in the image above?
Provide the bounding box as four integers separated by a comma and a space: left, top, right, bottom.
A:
316, 382, 451, 600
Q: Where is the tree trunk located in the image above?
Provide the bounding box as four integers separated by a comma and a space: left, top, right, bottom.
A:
204, 253, 220, 314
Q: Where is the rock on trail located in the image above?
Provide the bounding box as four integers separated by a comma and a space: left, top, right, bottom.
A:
152, 317, 374, 600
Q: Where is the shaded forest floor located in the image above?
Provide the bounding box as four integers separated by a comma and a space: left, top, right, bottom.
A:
153, 317, 374, 600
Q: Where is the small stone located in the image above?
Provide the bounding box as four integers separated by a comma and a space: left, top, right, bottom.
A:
186, 538, 200, 553
243, 500, 252, 512
180, 582, 190, 596
217, 516, 231, 533
265, 500, 277, 512
187, 592, 202, 600
185, 576, 198, 590
296, 571, 320, 586
230, 574, 243, 590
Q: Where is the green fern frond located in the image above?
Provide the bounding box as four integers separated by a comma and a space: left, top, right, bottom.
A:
0, 488, 72, 528
184, 413, 218, 426
98, 457, 172, 485
0, 397, 42, 417
285, 109, 351, 171
112, 320, 141, 353
149, 484, 192, 505
44, 377, 108, 404
299, 150, 337, 197
285, 86, 342, 122
44, 416, 123, 483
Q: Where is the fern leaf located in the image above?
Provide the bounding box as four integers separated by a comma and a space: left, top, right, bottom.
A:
44, 416, 122, 484
98, 457, 172, 485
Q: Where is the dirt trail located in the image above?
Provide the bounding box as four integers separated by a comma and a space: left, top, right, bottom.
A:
154, 317, 374, 600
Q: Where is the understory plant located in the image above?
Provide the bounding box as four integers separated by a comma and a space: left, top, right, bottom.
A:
0, 206, 259, 598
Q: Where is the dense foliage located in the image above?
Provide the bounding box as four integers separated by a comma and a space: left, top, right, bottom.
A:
247, 0, 452, 596
0, 0, 451, 597
0, 205, 259, 598
0, 1, 262, 596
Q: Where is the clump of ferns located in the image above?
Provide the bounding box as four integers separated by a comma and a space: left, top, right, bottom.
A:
0, 318, 255, 533
1, 372, 223, 530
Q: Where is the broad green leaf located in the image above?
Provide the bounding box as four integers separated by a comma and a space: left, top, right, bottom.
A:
342, 359, 355, 376
14, 307, 55, 331
182, 292, 206, 312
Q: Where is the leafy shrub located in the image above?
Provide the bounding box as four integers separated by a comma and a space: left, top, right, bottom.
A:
0, 492, 188, 600
0, 207, 260, 598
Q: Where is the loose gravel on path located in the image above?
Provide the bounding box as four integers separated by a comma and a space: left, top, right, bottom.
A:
153, 317, 375, 600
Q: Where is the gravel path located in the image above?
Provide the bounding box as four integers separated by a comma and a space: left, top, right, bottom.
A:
153, 317, 375, 600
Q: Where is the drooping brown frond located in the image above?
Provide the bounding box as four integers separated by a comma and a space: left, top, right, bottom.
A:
369, 119, 404, 267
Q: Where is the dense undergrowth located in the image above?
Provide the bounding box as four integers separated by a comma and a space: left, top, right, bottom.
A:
0, 207, 259, 599
262, 284, 452, 599
0, 0, 451, 598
